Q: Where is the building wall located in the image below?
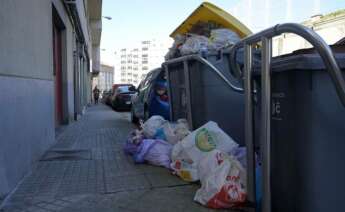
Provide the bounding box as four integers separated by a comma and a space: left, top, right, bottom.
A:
114, 39, 172, 86
0, 0, 98, 198
0, 0, 53, 80
0, 0, 55, 198
0, 76, 55, 198
273, 11, 345, 56
97, 64, 114, 91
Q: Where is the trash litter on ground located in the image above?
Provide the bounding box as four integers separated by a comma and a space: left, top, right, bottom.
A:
171, 121, 238, 165
124, 116, 190, 168
133, 139, 173, 169
194, 150, 247, 209
123, 117, 253, 209
170, 159, 199, 182
142, 115, 167, 138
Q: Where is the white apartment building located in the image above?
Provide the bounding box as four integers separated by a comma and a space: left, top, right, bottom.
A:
94, 64, 114, 92
273, 9, 345, 56
114, 39, 172, 86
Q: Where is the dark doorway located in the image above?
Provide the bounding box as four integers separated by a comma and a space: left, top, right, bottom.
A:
53, 22, 63, 127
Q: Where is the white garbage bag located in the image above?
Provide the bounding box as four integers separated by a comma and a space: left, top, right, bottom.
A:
209, 28, 240, 50
165, 34, 186, 60
174, 119, 190, 141
142, 115, 167, 138
170, 159, 199, 182
155, 119, 190, 145
170, 141, 199, 181
180, 34, 209, 55
194, 150, 247, 209
170, 121, 238, 182
176, 121, 238, 164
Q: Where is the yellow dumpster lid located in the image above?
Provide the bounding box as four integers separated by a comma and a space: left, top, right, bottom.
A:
170, 2, 252, 38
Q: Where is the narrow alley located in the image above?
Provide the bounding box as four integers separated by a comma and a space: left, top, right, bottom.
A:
1, 105, 228, 212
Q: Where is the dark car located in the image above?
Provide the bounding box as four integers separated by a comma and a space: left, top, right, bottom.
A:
102, 90, 112, 105
131, 68, 170, 123
111, 84, 136, 110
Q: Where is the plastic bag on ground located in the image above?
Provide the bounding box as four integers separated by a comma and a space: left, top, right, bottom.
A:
180, 34, 209, 55
142, 115, 167, 138
194, 150, 247, 209
170, 159, 199, 182
209, 29, 240, 50
228, 146, 247, 168
174, 119, 190, 142
134, 139, 173, 169
154, 119, 190, 145
123, 130, 144, 155
172, 121, 239, 165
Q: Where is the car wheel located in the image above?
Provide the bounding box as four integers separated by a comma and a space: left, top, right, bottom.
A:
131, 107, 139, 124
112, 99, 118, 110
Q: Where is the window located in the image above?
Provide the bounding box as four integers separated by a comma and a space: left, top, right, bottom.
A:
142, 54, 148, 57
142, 66, 148, 70
142, 41, 150, 45
127, 66, 132, 70
116, 85, 136, 93
142, 61, 148, 64
121, 61, 126, 64
142, 47, 148, 51
127, 72, 132, 75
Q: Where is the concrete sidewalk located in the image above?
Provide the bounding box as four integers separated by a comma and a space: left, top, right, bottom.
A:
0, 104, 234, 212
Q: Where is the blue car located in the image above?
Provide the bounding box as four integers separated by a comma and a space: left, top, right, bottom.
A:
131, 68, 170, 123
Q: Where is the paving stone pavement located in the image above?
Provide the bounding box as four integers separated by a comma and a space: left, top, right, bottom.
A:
0, 104, 241, 212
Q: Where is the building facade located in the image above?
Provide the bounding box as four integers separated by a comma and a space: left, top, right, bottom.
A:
114, 39, 171, 86
94, 64, 114, 92
0, 0, 102, 199
273, 9, 345, 56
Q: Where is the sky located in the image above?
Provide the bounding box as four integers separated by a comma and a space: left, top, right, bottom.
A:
100, 0, 345, 65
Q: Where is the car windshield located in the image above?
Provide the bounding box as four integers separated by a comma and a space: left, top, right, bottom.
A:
117, 85, 135, 93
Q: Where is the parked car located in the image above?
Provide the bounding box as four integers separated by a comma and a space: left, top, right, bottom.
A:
102, 90, 112, 105
131, 68, 170, 123
111, 84, 136, 110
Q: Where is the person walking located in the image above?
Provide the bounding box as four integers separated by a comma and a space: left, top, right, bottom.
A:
93, 86, 100, 104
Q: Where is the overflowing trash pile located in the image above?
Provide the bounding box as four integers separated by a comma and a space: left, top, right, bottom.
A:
124, 115, 252, 209
165, 21, 240, 60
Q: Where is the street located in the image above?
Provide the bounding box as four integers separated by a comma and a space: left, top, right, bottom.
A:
1, 104, 230, 212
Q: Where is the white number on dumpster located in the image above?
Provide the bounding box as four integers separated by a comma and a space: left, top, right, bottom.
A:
272, 92, 284, 121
